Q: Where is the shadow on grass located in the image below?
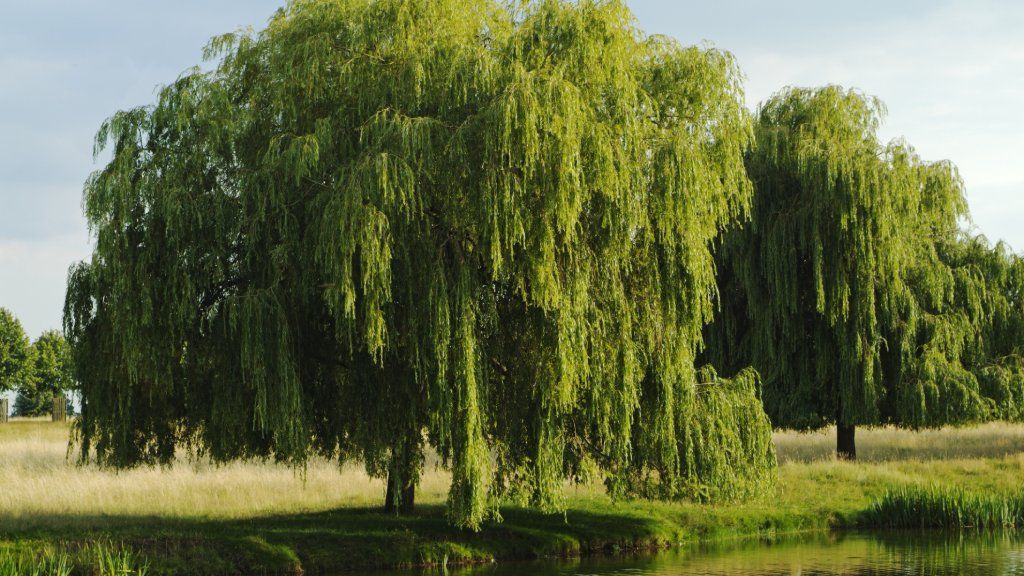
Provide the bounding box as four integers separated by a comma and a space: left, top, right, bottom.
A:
0, 504, 678, 575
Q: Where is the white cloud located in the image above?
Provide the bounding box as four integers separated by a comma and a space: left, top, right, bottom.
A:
651, 0, 1024, 250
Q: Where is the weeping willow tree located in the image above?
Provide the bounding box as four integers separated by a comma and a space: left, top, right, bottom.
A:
65, 0, 775, 529
705, 86, 996, 459
923, 234, 1024, 423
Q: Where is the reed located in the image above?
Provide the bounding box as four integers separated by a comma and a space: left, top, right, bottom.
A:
864, 485, 1024, 529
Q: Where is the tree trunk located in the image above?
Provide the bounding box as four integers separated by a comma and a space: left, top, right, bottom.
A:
384, 428, 421, 515
837, 423, 856, 460
384, 476, 396, 514
384, 474, 417, 515
399, 482, 415, 515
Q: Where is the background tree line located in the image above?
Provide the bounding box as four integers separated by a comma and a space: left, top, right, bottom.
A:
0, 308, 75, 417
53, 0, 1024, 529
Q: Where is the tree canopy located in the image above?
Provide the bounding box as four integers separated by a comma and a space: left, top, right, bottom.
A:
0, 308, 31, 395
14, 330, 74, 417
66, 0, 775, 528
704, 86, 999, 457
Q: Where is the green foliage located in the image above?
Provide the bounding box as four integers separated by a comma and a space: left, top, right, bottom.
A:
66, 0, 774, 528
0, 308, 31, 394
680, 368, 778, 502
865, 485, 1024, 529
706, 86, 1005, 435
926, 235, 1024, 424
14, 331, 74, 417
12, 394, 44, 418
609, 367, 777, 503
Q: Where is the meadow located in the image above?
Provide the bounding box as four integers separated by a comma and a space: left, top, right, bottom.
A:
2, 419, 1024, 573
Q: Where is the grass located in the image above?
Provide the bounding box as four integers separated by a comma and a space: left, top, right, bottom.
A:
0, 543, 147, 576
0, 420, 451, 526
773, 423, 1024, 463
864, 485, 1024, 529
2, 420, 1024, 574
0, 549, 69, 576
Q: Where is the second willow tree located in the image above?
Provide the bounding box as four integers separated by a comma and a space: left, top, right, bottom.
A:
922, 234, 1024, 424
706, 86, 992, 459
65, 0, 775, 529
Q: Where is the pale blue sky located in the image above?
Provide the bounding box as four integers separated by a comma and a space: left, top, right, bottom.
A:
1, 0, 1022, 339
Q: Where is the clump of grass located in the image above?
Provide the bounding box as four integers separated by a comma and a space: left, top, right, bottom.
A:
91, 543, 148, 576
0, 550, 70, 576
863, 485, 1024, 529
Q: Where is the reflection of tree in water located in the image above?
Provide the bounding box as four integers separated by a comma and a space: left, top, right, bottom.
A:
443, 531, 1024, 576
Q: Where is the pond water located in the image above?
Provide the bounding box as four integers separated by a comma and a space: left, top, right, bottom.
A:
423, 531, 1024, 576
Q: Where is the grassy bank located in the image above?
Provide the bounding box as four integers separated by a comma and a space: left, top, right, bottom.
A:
2, 421, 1024, 574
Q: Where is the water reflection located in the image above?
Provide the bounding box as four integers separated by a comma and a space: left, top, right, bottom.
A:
424, 531, 1024, 576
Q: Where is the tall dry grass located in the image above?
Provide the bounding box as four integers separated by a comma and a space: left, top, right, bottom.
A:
0, 420, 450, 529
774, 422, 1024, 464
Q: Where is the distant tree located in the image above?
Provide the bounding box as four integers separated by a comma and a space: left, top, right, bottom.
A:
0, 308, 31, 396
705, 86, 989, 459
65, 0, 776, 529
14, 330, 74, 417
12, 387, 41, 417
